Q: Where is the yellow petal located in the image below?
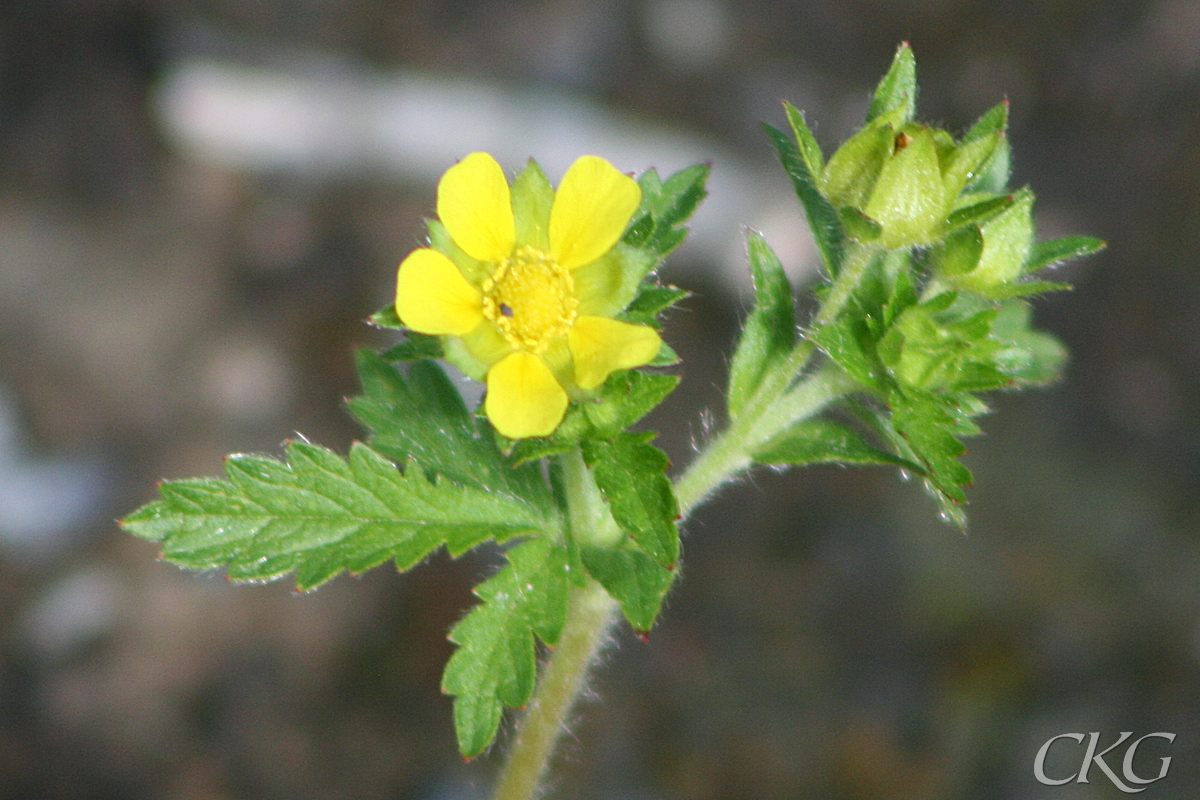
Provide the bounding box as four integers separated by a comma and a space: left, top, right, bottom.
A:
568, 315, 661, 390
437, 152, 515, 263
485, 352, 569, 438
549, 156, 641, 270
396, 248, 483, 335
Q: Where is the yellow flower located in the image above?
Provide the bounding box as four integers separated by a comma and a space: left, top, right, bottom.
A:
395, 153, 663, 439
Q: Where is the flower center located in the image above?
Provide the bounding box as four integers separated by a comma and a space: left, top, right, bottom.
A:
482, 245, 579, 353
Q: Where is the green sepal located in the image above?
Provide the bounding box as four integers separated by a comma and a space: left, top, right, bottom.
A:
766, 112, 845, 277
962, 100, 1009, 144
984, 281, 1073, 299
867, 42, 917, 124
753, 418, 920, 470
727, 231, 796, 419
927, 225, 985, 277
581, 433, 680, 568
427, 218, 489, 285
1023, 236, 1106, 274
580, 546, 674, 633
121, 441, 559, 591
962, 101, 1011, 194
511, 159, 554, 251
821, 119, 895, 211
368, 304, 405, 330
442, 538, 571, 758
943, 194, 1013, 233
618, 285, 690, 327
380, 332, 443, 362
649, 340, 680, 366
838, 206, 884, 242
950, 188, 1034, 292
862, 126, 946, 248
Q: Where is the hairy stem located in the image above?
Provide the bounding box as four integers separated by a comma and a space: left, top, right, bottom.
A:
673, 366, 855, 516
491, 451, 620, 800
492, 581, 617, 800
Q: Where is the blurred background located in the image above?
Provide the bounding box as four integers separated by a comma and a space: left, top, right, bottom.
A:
1, 1, 1198, 798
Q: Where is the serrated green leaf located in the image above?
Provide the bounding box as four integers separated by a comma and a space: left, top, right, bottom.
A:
1023, 236, 1106, 273
627, 165, 710, 256
442, 538, 570, 757
581, 433, 680, 568
653, 164, 711, 231
580, 546, 673, 633
991, 301, 1069, 386
727, 233, 796, 419
584, 370, 680, 437
754, 419, 920, 470
810, 318, 885, 390
766, 116, 845, 277
868, 43, 917, 123
348, 351, 552, 507
380, 332, 443, 362
121, 442, 560, 590
886, 391, 985, 527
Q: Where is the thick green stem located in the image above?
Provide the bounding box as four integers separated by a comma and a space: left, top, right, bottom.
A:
673, 366, 856, 517
815, 241, 880, 327
492, 580, 617, 800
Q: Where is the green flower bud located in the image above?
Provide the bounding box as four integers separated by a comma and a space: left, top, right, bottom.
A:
939, 188, 1034, 293
861, 126, 946, 248
820, 113, 1005, 250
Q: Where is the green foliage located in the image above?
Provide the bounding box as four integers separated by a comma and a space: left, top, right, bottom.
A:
625, 164, 711, 256
765, 107, 845, 277
579, 546, 673, 634
121, 441, 559, 590
380, 331, 443, 362
443, 538, 570, 758
582, 432, 680, 569
1024, 235, 1106, 273
868, 43, 917, 124
349, 351, 554, 508
754, 419, 917, 470
727, 232, 796, 419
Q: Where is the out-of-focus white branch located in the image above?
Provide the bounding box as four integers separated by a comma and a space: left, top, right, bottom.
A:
155, 60, 817, 291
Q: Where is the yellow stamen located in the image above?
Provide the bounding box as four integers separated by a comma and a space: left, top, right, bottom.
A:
482, 245, 579, 353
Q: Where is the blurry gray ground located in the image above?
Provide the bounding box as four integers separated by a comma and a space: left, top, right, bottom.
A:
1, 1, 1199, 798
